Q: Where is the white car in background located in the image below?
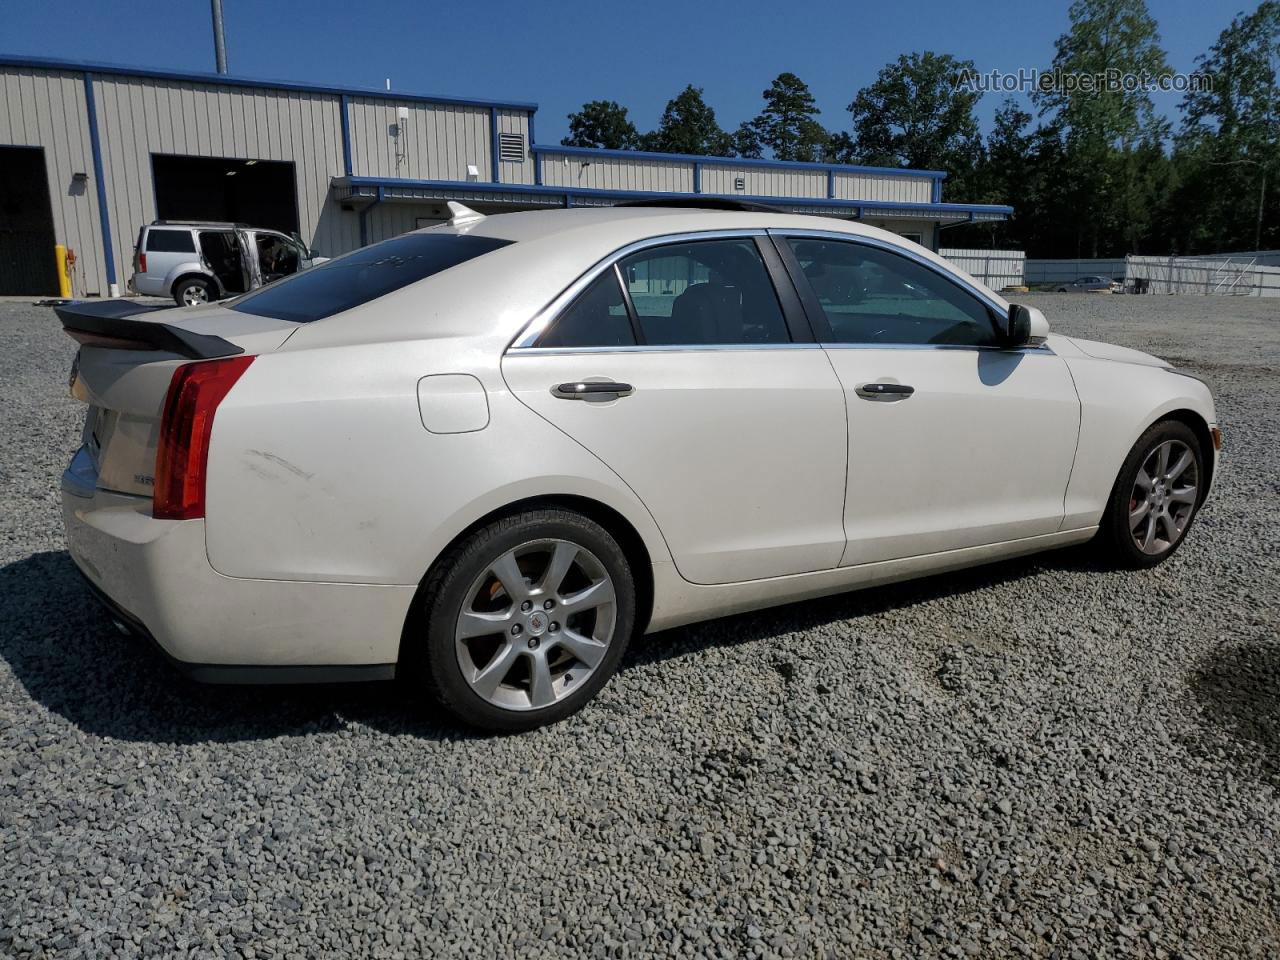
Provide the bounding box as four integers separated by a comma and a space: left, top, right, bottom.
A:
59, 201, 1219, 731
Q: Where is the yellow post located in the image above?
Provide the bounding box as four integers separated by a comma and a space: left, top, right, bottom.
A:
54, 245, 72, 298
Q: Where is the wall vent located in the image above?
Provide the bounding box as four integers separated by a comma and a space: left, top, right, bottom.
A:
498, 133, 526, 163
734, 176, 746, 191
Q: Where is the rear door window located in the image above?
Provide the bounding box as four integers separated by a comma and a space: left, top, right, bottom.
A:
230, 233, 513, 323
145, 229, 197, 253
618, 238, 790, 345
538, 269, 636, 348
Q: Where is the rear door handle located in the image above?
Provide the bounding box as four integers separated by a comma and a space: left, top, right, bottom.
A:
855, 382, 914, 400
552, 380, 634, 401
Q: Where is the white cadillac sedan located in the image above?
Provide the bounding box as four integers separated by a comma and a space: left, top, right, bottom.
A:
59, 201, 1219, 731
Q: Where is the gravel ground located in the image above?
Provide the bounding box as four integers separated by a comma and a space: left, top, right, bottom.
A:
1, 293, 1277, 959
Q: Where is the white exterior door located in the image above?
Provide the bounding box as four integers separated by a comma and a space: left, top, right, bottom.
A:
502, 234, 848, 585
774, 232, 1080, 566
825, 347, 1079, 564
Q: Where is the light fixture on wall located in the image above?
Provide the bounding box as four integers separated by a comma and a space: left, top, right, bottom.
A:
466, 164, 480, 182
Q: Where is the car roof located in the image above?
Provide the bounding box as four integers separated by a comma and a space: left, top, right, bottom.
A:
454, 205, 885, 246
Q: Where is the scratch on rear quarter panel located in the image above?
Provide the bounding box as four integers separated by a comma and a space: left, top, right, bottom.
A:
246, 450, 314, 480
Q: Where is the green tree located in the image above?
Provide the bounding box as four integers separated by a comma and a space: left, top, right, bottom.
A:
1173, 1, 1280, 251
642, 85, 734, 156
731, 122, 764, 159
562, 100, 641, 150
1034, 0, 1173, 255
842, 52, 984, 196
745, 72, 831, 161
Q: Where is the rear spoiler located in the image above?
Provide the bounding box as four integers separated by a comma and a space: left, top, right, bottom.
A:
54, 300, 244, 360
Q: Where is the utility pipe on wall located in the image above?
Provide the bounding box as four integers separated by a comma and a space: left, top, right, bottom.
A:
211, 0, 228, 74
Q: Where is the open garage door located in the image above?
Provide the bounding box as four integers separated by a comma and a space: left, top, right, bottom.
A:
152, 155, 299, 235
0, 146, 58, 295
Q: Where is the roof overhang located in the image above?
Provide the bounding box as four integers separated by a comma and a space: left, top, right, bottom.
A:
331, 177, 1013, 224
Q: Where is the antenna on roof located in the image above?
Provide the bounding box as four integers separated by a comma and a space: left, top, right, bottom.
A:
446, 201, 485, 226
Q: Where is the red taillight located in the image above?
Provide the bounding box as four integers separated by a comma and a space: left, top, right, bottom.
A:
153, 355, 254, 520
139, 253, 147, 273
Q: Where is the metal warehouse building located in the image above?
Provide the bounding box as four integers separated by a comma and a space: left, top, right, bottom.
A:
0, 55, 1012, 298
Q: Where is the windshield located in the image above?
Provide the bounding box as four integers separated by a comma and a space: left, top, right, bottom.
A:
230, 232, 513, 323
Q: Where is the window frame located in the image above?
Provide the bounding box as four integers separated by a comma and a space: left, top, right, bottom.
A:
512, 229, 815, 352
769, 229, 1024, 351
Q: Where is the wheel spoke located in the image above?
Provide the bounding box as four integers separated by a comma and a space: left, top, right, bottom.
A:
1169, 486, 1197, 505
1141, 515, 1157, 551
528, 653, 556, 708
555, 628, 608, 669
1157, 510, 1180, 543
540, 542, 579, 596
1155, 442, 1171, 477
560, 578, 615, 615
470, 643, 521, 699
489, 551, 531, 603
1129, 499, 1152, 529
1166, 448, 1193, 482
1133, 468, 1154, 492
457, 608, 512, 639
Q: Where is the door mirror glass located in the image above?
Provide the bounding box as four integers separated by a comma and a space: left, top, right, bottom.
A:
1006, 305, 1032, 346
1004, 304, 1049, 347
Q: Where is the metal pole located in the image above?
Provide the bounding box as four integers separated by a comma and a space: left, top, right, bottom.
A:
1257, 168, 1266, 254
210, 0, 228, 74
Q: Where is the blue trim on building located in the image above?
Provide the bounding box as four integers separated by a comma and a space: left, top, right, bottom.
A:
693, 161, 702, 194
339, 94, 352, 176
337, 176, 1013, 218
932, 179, 943, 204
530, 143, 947, 180
5, 55, 539, 112
826, 170, 835, 199
81, 73, 116, 289
489, 108, 500, 183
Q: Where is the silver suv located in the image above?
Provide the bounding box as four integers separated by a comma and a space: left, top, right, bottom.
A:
129, 221, 325, 306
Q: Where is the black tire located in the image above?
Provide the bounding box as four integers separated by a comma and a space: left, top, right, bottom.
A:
1098, 419, 1204, 569
173, 276, 215, 306
407, 508, 636, 732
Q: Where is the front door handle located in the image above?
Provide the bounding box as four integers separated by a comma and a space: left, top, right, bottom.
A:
855, 381, 914, 401
552, 380, 634, 401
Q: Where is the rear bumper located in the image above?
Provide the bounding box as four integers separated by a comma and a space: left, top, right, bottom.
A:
130, 273, 167, 297
61, 448, 413, 682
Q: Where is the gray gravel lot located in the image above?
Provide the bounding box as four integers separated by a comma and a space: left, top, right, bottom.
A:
1, 293, 1278, 958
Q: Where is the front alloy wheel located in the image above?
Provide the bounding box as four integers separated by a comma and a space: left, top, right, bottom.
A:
1128, 439, 1198, 555
1102, 420, 1205, 568
411, 508, 635, 731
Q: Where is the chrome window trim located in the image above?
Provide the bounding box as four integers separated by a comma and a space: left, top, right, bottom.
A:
509, 229, 770, 351
767, 227, 1012, 326
507, 342, 824, 357
819, 342, 1054, 355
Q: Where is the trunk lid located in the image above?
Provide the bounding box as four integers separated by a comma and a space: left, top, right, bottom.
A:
62, 301, 298, 498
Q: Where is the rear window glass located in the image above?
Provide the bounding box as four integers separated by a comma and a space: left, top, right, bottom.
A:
145, 229, 196, 253
230, 233, 513, 323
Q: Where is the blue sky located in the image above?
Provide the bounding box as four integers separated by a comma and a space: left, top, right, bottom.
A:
3, 0, 1238, 143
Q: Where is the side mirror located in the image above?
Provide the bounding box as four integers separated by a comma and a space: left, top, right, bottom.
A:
1003, 303, 1049, 347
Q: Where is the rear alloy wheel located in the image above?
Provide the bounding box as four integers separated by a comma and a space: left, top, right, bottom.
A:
1101, 420, 1204, 568
174, 277, 214, 307
412, 509, 635, 731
